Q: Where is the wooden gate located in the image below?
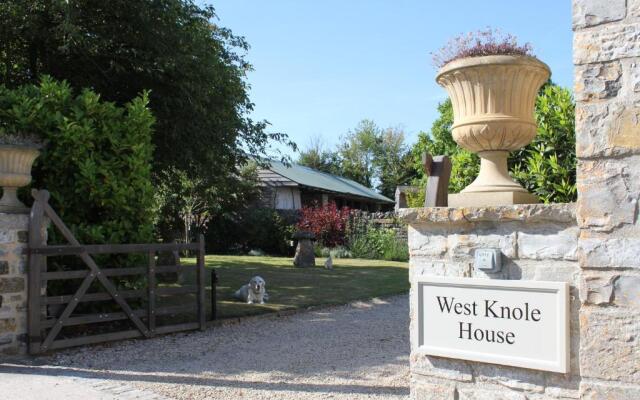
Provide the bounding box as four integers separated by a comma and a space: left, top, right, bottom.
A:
26, 189, 209, 354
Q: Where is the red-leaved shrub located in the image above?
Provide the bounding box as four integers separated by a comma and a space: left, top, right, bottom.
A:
297, 203, 350, 247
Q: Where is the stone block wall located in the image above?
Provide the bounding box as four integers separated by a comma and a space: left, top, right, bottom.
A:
574, 0, 640, 396
401, 204, 581, 399
0, 213, 29, 355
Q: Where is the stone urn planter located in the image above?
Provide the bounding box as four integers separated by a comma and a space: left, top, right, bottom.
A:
436, 55, 550, 206
0, 145, 40, 213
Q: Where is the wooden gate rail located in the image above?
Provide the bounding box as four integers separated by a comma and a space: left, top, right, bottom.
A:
28, 242, 199, 256
26, 189, 209, 354
40, 265, 189, 280
44, 285, 198, 304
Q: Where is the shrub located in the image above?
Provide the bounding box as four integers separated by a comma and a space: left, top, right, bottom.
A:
511, 85, 576, 203
345, 212, 407, 261
297, 203, 350, 247
329, 246, 352, 259
382, 237, 409, 262
349, 235, 377, 260
243, 209, 294, 255
405, 186, 425, 208
206, 207, 295, 256
155, 162, 261, 247
310, 210, 409, 262
0, 77, 156, 246
0, 77, 156, 302
349, 227, 408, 262
432, 28, 533, 68
314, 244, 326, 257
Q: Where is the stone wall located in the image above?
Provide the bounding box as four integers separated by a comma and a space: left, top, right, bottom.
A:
574, 0, 640, 396
350, 210, 408, 242
0, 213, 29, 354
401, 204, 581, 399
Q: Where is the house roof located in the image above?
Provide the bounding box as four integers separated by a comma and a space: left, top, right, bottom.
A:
264, 160, 394, 204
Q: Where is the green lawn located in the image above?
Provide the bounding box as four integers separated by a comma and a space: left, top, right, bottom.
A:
178, 255, 409, 319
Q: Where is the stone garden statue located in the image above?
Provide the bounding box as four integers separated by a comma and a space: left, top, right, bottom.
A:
293, 231, 316, 268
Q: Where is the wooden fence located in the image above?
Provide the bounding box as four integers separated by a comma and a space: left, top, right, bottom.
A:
26, 189, 211, 354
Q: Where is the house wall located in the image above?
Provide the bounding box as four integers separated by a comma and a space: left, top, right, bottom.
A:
298, 190, 385, 211
260, 185, 389, 211
300, 190, 323, 208
257, 185, 276, 209
275, 187, 302, 210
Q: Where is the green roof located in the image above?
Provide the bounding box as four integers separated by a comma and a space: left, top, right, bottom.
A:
267, 160, 394, 204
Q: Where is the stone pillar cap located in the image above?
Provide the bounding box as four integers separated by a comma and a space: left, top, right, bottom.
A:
293, 231, 316, 240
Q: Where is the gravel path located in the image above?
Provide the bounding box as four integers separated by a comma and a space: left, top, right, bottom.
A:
1, 295, 409, 400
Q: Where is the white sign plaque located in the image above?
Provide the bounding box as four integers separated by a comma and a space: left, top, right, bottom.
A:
416, 277, 569, 373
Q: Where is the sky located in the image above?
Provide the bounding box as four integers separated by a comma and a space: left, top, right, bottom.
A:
202, 0, 574, 158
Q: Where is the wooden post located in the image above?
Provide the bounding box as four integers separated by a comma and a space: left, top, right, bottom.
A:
27, 189, 48, 354
196, 234, 206, 330
422, 152, 434, 176
423, 153, 452, 207
210, 269, 218, 321
147, 250, 156, 335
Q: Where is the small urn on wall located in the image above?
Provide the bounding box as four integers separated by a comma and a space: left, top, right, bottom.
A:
434, 30, 550, 207
0, 136, 41, 213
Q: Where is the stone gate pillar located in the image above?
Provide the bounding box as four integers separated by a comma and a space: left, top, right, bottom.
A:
401, 205, 581, 399
403, 1, 639, 398
574, 0, 640, 396
0, 213, 29, 354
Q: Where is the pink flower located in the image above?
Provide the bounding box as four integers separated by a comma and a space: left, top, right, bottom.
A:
431, 27, 534, 68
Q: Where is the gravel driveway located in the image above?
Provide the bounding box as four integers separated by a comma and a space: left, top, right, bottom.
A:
1, 295, 409, 400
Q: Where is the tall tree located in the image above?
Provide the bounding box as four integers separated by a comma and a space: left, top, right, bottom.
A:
0, 0, 295, 184
338, 119, 381, 187
155, 163, 259, 244
375, 127, 415, 198
299, 122, 415, 198
297, 135, 341, 175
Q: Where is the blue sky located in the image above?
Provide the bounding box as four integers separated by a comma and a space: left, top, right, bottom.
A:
203, 1, 574, 157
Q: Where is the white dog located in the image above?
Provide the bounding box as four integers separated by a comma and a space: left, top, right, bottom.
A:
324, 255, 333, 270
234, 276, 268, 304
